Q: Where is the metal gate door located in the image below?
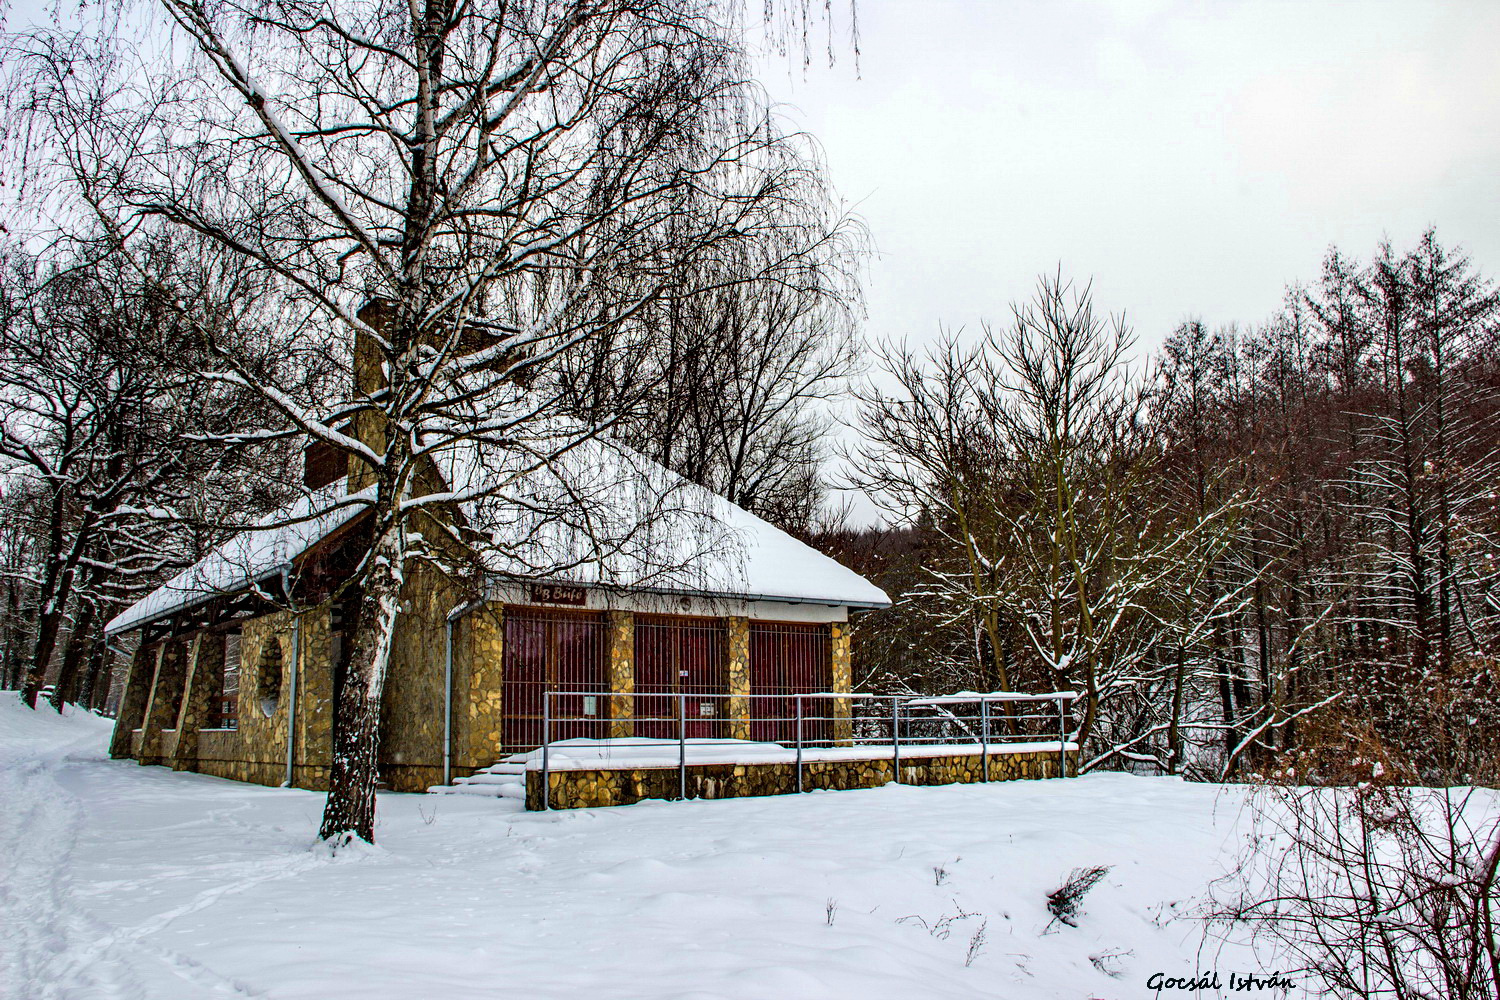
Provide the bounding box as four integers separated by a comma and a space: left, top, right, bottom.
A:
501, 607, 608, 752
634, 615, 727, 740
749, 621, 832, 745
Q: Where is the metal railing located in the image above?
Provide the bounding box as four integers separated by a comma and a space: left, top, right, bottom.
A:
534, 689, 1078, 809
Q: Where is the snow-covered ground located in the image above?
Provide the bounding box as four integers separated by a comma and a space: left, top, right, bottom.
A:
2, 697, 1280, 1000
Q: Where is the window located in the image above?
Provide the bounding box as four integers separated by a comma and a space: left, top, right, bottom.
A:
256, 637, 284, 718
210, 632, 241, 730
500, 608, 608, 751
634, 615, 728, 740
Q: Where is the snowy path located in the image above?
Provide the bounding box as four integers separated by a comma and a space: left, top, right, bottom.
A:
0, 712, 112, 996
2, 701, 1274, 999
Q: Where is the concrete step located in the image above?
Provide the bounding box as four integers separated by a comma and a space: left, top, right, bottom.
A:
456, 773, 519, 787
433, 782, 525, 799
425, 756, 532, 797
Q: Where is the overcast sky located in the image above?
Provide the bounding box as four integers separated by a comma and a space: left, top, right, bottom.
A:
752, 0, 1500, 356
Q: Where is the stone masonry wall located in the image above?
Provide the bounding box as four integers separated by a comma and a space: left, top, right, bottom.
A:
378, 558, 457, 791
526, 747, 1079, 810
830, 621, 852, 744
726, 616, 750, 740
109, 644, 158, 759
452, 601, 505, 779
607, 611, 633, 738
193, 610, 300, 787
123, 606, 338, 791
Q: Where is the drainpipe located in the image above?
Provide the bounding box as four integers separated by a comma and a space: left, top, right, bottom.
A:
444, 598, 486, 786
281, 565, 300, 788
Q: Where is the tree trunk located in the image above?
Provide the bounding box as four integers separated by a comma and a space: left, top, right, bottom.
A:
317, 518, 405, 845
2, 576, 22, 690
78, 633, 110, 713
49, 599, 97, 712
1166, 643, 1186, 775
21, 497, 85, 708
21, 604, 65, 709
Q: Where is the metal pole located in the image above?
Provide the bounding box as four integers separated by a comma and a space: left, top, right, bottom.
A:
443, 617, 453, 786
541, 692, 550, 810
678, 693, 687, 801
1057, 696, 1067, 778
442, 599, 483, 788
892, 696, 901, 784
981, 698, 990, 782
282, 615, 300, 788
796, 695, 804, 794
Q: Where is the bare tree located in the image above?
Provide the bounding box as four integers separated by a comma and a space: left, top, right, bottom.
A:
0, 244, 245, 709
1217, 769, 1500, 1000
850, 272, 1245, 761
558, 154, 865, 533
8, 0, 855, 842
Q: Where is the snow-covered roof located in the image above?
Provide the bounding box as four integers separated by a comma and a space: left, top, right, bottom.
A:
105, 438, 888, 636
104, 486, 371, 636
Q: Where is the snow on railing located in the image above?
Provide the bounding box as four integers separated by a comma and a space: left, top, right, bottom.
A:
903, 690, 1078, 706
532, 688, 1078, 810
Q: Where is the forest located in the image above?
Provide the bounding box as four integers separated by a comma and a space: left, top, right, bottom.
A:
828, 233, 1500, 785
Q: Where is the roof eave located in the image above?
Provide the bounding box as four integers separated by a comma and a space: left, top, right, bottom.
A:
486, 574, 891, 611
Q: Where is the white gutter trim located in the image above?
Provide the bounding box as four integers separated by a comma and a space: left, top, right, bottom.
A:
485, 574, 892, 611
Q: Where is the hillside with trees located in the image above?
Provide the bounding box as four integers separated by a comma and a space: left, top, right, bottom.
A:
830, 231, 1500, 783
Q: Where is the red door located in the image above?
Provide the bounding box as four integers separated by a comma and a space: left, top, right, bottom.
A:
634, 615, 727, 740
501, 608, 608, 752
749, 622, 832, 745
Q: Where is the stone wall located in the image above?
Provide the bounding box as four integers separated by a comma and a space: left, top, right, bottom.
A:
526, 747, 1079, 810
193, 610, 307, 788
110, 644, 157, 759
136, 641, 186, 766
452, 601, 505, 780
378, 558, 457, 791
113, 586, 861, 798
607, 611, 633, 738
830, 622, 852, 743
725, 616, 751, 740
114, 605, 339, 790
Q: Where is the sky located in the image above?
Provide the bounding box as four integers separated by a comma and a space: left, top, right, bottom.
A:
750, 0, 1500, 356
4, 0, 1495, 522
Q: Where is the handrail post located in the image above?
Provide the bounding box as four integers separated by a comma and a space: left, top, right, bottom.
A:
678, 692, 687, 801
1057, 696, 1067, 778
892, 696, 901, 784
981, 698, 990, 782
541, 692, 550, 811
796, 695, 804, 794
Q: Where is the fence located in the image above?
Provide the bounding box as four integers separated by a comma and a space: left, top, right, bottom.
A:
535, 689, 1078, 809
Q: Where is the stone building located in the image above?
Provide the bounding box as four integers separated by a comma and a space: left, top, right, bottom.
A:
102, 426, 890, 794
